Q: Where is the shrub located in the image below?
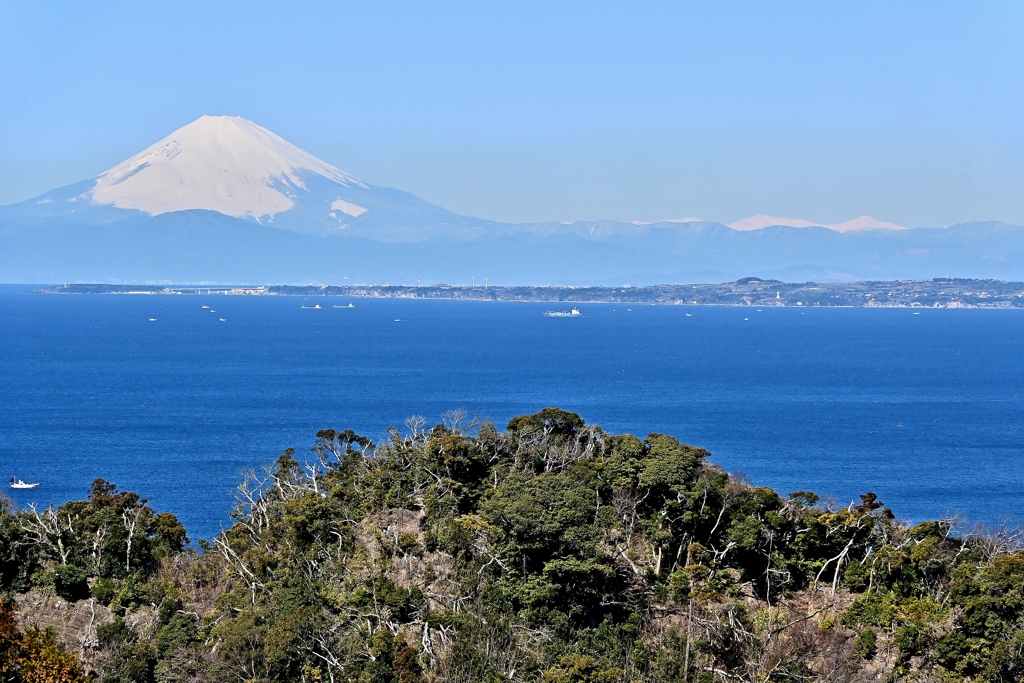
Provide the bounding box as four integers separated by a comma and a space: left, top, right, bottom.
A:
854, 629, 877, 660
52, 565, 90, 601
92, 577, 117, 605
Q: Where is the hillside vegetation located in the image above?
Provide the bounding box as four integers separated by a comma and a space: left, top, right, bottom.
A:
2, 409, 1023, 682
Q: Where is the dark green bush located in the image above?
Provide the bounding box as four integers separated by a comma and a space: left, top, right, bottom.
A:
53, 564, 90, 601
854, 629, 877, 660
91, 577, 117, 605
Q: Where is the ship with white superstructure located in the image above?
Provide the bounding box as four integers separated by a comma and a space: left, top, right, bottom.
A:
542, 307, 582, 318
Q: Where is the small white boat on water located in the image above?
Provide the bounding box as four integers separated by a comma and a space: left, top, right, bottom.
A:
10, 477, 39, 489
543, 307, 582, 318
149, 318, 157, 322
333, 303, 355, 309
301, 303, 322, 310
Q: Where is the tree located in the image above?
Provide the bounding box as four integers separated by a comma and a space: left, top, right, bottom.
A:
0, 599, 88, 683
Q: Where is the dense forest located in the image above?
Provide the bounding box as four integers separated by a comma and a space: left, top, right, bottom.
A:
2, 408, 1023, 682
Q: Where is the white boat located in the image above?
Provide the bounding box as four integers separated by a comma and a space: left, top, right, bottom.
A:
543, 307, 582, 318
219, 318, 227, 322
685, 313, 692, 317
202, 305, 210, 309
149, 318, 157, 322
333, 303, 355, 309
301, 303, 322, 310
10, 477, 39, 489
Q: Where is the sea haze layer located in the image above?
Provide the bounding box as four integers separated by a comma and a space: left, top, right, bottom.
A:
1, 286, 1022, 541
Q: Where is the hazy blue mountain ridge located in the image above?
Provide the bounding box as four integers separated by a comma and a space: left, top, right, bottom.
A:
2, 115, 1021, 285
2, 206, 1022, 285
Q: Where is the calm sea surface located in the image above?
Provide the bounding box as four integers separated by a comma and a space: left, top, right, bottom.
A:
1, 286, 1022, 541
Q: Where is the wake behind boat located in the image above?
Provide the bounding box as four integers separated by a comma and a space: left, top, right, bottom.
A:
543, 307, 582, 318
10, 477, 39, 489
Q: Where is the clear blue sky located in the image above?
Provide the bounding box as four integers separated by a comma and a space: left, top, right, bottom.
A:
1, 1, 1022, 226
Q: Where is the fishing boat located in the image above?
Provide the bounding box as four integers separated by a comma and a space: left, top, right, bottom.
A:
9, 477, 39, 489
542, 307, 582, 318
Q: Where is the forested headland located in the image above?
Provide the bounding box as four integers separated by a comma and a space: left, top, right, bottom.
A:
2, 409, 1023, 682
40, 278, 1024, 308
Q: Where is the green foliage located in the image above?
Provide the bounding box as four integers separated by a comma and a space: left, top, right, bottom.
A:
507, 407, 585, 439
853, 629, 877, 659
102, 641, 157, 683
7, 408, 1024, 682
0, 479, 188, 597
97, 618, 136, 648
0, 498, 36, 593
541, 653, 624, 683
91, 576, 117, 604
0, 599, 89, 683
156, 613, 199, 657
52, 564, 89, 601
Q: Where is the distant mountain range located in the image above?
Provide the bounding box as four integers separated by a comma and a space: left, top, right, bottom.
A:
2, 115, 1022, 285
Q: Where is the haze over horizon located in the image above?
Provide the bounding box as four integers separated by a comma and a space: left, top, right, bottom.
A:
2, 2, 1023, 228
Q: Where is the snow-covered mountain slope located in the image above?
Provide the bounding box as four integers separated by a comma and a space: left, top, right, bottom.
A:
4, 115, 498, 239
90, 115, 366, 219
728, 214, 906, 232
4, 114, 1021, 284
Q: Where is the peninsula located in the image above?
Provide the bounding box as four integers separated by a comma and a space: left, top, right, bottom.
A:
40, 277, 1024, 308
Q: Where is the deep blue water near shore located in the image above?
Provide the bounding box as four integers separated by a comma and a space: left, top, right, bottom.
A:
1, 285, 1022, 542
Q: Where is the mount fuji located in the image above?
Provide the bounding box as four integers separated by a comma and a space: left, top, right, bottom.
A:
2, 115, 1024, 285
2, 115, 496, 241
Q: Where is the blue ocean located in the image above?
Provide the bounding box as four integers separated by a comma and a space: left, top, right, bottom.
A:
1, 286, 1022, 542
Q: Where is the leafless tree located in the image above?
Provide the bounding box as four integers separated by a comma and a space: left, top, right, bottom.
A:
121, 503, 147, 572
20, 503, 75, 565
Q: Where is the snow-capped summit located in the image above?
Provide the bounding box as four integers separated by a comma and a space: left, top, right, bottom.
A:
8, 115, 493, 239
90, 115, 367, 220
728, 214, 906, 233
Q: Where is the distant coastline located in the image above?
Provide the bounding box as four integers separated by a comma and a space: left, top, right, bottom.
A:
38, 277, 1024, 308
